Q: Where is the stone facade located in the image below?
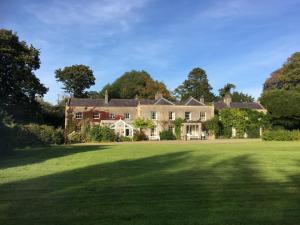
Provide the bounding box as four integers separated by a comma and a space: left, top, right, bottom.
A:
65, 92, 266, 140
65, 93, 215, 140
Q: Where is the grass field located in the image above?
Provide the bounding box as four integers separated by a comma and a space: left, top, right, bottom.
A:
0, 140, 300, 225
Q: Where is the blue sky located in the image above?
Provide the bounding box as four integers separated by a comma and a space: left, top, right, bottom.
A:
1, 0, 300, 103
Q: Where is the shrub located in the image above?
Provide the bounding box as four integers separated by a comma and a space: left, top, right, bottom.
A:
66, 131, 84, 144
22, 124, 64, 145
159, 130, 176, 140
118, 136, 133, 142
88, 125, 115, 142
173, 118, 184, 140
133, 130, 148, 141
247, 125, 260, 138
262, 129, 300, 141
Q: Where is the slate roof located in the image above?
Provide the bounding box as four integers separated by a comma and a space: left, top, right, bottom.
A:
69, 97, 176, 106
69, 97, 264, 110
183, 97, 205, 106
214, 102, 265, 110
108, 99, 139, 107
69, 98, 105, 107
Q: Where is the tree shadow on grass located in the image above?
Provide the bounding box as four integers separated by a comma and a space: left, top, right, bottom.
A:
0, 144, 112, 170
0, 151, 299, 225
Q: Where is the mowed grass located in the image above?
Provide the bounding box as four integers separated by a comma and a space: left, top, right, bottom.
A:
0, 141, 300, 225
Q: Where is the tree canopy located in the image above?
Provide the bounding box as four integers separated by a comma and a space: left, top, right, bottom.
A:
55, 64, 95, 98
218, 83, 236, 97
0, 29, 48, 122
260, 89, 300, 129
174, 68, 215, 102
264, 52, 300, 92
98, 70, 172, 99
231, 91, 254, 102
218, 83, 254, 102
261, 52, 300, 129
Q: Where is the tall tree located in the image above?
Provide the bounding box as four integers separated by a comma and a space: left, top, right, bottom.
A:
260, 89, 300, 129
263, 52, 300, 92
261, 52, 300, 129
99, 70, 172, 99
0, 29, 48, 122
231, 91, 254, 102
55, 65, 95, 98
218, 83, 236, 97
174, 68, 215, 102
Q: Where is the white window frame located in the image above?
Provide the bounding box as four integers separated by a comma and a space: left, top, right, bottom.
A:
93, 112, 100, 119
109, 113, 115, 119
200, 112, 206, 121
75, 112, 83, 119
185, 112, 191, 121
124, 113, 130, 119
169, 111, 175, 120
150, 126, 156, 136
151, 111, 157, 120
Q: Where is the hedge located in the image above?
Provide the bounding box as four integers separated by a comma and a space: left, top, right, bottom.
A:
159, 130, 176, 140
262, 129, 300, 141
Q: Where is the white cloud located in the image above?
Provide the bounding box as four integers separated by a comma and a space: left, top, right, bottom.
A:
26, 0, 148, 29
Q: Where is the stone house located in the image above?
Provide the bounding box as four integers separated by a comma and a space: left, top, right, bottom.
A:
65, 92, 214, 140
214, 93, 267, 137
65, 92, 266, 140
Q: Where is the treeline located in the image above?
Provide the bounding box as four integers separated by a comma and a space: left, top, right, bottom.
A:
1, 28, 300, 154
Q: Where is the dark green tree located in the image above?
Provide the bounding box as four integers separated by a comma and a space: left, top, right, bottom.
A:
99, 70, 172, 99
174, 68, 215, 101
55, 65, 95, 98
0, 29, 48, 122
218, 83, 236, 97
260, 89, 300, 129
231, 91, 254, 102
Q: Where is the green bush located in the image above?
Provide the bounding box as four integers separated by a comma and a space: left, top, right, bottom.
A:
247, 125, 260, 138
22, 124, 64, 145
118, 136, 133, 142
88, 125, 115, 142
133, 130, 148, 141
159, 130, 176, 140
66, 131, 84, 144
262, 129, 300, 141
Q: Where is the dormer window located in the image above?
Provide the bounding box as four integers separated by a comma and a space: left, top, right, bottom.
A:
75, 112, 83, 119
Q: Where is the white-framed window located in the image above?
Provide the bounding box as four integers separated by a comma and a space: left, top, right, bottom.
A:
124, 113, 130, 119
93, 112, 100, 119
185, 112, 191, 121
150, 126, 156, 136
200, 112, 206, 121
169, 111, 175, 120
109, 113, 115, 119
75, 112, 83, 119
151, 111, 157, 120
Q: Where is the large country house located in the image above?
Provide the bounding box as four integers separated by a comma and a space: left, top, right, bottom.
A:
65, 92, 266, 140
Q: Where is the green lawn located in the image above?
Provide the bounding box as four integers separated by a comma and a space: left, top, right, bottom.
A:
0, 141, 300, 225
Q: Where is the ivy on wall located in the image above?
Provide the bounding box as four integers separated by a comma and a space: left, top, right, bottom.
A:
205, 109, 269, 138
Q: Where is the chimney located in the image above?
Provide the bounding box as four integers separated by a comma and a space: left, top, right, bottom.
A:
155, 92, 163, 100
223, 93, 232, 107
105, 89, 109, 104
200, 95, 205, 104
